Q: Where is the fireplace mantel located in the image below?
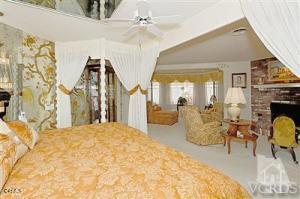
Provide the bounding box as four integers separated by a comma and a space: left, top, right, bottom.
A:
253, 83, 300, 90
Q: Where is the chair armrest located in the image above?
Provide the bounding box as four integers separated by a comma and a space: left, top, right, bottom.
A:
189, 122, 221, 137
200, 121, 221, 131
201, 113, 215, 124
155, 111, 178, 117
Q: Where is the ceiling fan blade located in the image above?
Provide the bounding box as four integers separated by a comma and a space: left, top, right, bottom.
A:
123, 25, 140, 37
102, 18, 134, 23
137, 0, 150, 17
147, 24, 164, 38
152, 15, 183, 24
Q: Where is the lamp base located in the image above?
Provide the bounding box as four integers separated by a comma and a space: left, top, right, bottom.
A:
228, 104, 240, 122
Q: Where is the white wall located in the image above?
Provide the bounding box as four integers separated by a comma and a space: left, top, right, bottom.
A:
194, 83, 207, 111
220, 61, 252, 120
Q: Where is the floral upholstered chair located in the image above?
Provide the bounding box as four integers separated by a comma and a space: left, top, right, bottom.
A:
181, 105, 223, 146
201, 102, 223, 123
147, 101, 178, 125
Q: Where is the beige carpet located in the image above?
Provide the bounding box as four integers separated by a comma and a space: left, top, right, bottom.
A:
148, 121, 300, 199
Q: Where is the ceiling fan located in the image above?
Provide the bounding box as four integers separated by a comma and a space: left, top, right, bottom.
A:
103, 0, 182, 38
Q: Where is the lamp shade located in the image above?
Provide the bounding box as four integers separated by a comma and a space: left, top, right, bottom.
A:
224, 87, 246, 104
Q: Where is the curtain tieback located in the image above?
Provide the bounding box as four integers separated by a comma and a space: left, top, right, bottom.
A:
129, 84, 147, 95
59, 84, 72, 95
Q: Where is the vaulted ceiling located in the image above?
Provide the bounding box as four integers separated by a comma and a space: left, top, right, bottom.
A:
158, 18, 272, 65
113, 0, 220, 21
0, 0, 243, 48
0, 0, 272, 64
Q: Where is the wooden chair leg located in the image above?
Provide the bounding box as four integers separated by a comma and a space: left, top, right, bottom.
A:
271, 144, 277, 159
228, 138, 231, 154
289, 147, 298, 164
253, 141, 257, 157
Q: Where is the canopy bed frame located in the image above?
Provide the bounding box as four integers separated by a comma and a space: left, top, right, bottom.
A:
55, 39, 160, 133
86, 59, 116, 123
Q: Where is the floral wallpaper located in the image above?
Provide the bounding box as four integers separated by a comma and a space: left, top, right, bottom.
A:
16, 0, 56, 9
21, 34, 57, 131
70, 70, 90, 126
0, 23, 57, 131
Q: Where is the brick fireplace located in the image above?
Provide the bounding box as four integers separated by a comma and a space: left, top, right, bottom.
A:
251, 58, 300, 134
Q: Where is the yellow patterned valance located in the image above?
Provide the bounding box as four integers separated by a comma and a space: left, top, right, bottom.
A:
152, 71, 223, 83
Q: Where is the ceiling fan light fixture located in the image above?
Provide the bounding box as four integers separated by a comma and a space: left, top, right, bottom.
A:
105, 0, 181, 38
232, 27, 247, 36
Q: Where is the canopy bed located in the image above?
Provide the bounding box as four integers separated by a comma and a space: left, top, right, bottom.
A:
84, 59, 117, 123
55, 39, 160, 133
1, 122, 250, 198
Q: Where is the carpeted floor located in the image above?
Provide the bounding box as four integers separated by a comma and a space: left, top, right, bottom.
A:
148, 120, 300, 198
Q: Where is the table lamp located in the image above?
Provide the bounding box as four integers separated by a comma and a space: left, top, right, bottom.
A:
224, 87, 246, 122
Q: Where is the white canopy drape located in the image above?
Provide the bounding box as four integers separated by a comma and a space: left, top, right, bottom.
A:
55, 40, 98, 128
56, 39, 160, 133
240, 0, 300, 77
106, 41, 160, 133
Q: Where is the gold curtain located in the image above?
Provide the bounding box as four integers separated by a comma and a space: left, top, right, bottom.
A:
152, 71, 223, 83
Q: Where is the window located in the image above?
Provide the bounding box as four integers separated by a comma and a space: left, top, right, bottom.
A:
205, 81, 218, 104
170, 82, 194, 104
147, 82, 159, 104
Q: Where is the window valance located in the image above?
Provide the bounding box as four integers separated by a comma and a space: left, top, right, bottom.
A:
152, 71, 223, 83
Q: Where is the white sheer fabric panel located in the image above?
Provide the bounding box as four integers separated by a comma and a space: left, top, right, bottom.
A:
159, 83, 170, 109
55, 40, 99, 128
56, 39, 159, 132
106, 41, 160, 133
160, 83, 172, 110
193, 83, 206, 111
240, 0, 300, 77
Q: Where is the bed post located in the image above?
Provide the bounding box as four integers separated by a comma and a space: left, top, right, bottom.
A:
100, 38, 107, 123
100, 0, 105, 20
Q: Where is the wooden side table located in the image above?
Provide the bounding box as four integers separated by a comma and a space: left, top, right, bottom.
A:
222, 119, 258, 157
223, 119, 252, 135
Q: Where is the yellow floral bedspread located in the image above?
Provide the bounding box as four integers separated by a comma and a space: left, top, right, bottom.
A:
1, 123, 250, 198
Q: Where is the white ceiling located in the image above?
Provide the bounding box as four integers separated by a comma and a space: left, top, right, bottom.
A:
113, 0, 220, 21
1, 0, 270, 64
0, 0, 123, 42
158, 19, 273, 65
0, 0, 221, 43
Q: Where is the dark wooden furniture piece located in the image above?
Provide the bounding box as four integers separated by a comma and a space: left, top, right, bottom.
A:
86, 59, 116, 123
222, 119, 258, 157
0, 90, 11, 120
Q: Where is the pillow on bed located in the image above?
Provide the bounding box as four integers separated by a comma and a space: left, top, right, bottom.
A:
0, 137, 16, 191
6, 121, 38, 150
0, 134, 28, 164
0, 119, 21, 144
13, 142, 29, 165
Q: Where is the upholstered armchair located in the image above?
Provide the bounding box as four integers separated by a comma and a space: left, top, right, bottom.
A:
201, 102, 223, 123
147, 101, 178, 125
269, 116, 298, 164
181, 105, 223, 146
